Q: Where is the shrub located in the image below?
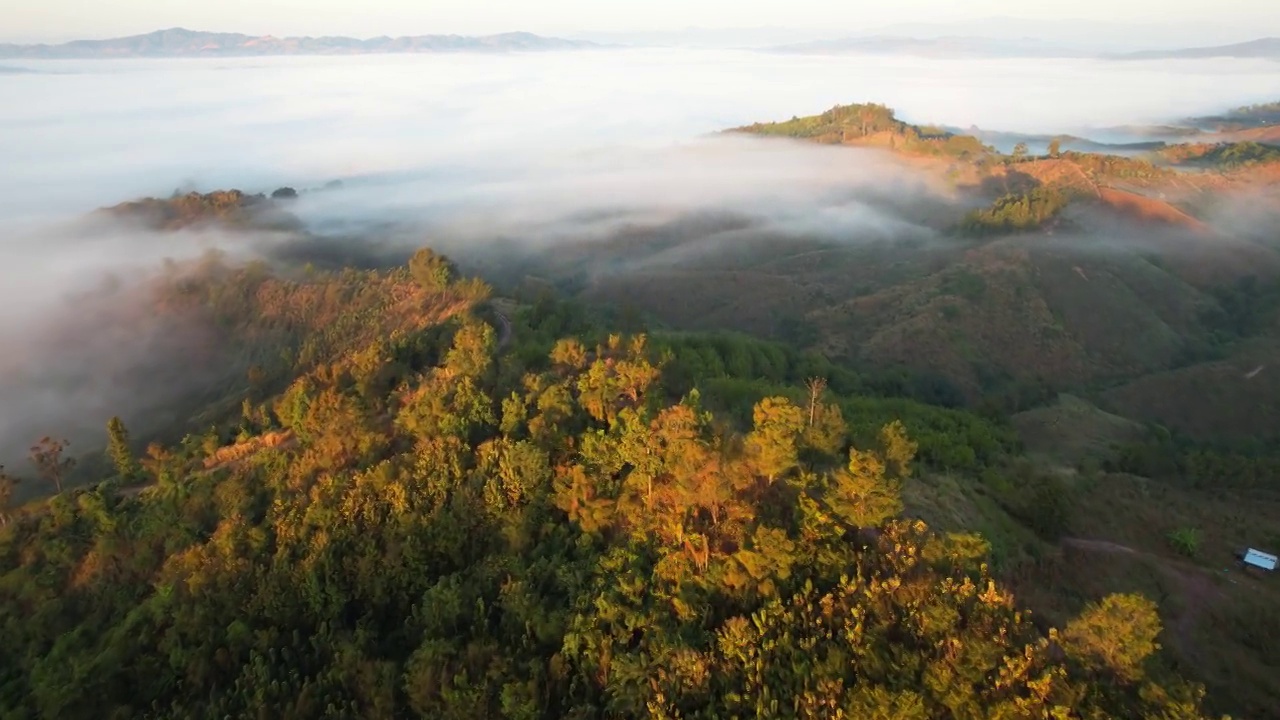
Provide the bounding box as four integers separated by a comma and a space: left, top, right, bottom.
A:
1167, 526, 1200, 557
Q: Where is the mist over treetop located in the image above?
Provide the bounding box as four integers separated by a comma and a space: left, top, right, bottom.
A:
1, 45, 1279, 719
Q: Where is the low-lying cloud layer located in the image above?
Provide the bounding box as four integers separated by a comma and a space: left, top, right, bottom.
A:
0, 48, 1277, 474
290, 136, 948, 247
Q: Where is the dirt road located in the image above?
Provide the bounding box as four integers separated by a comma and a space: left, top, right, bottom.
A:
1060, 536, 1227, 665
495, 310, 513, 350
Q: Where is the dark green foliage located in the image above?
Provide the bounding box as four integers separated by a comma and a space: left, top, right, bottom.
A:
409, 248, 458, 293
939, 268, 987, 301
653, 332, 864, 398
106, 189, 302, 232
1201, 275, 1280, 342
0, 467, 16, 520
733, 103, 995, 159
1192, 101, 1280, 130
1062, 151, 1170, 180
1196, 142, 1280, 169
734, 102, 905, 141
105, 417, 139, 481
958, 187, 1071, 238
987, 468, 1072, 541
1168, 527, 1201, 557
1109, 427, 1280, 492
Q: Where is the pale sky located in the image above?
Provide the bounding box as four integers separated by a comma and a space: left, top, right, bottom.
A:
3, 0, 1277, 44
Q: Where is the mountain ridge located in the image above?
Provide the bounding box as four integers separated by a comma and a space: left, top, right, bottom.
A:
0, 27, 599, 59
1115, 37, 1280, 60
768, 34, 1080, 58
763, 34, 1280, 60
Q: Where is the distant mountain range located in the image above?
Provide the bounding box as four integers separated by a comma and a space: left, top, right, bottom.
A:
0, 27, 597, 59
570, 18, 1278, 53
768, 35, 1077, 59
3, 26, 1275, 62
765, 34, 1280, 60
1114, 37, 1280, 60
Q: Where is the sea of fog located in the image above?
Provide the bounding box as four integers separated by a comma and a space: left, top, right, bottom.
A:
0, 47, 1278, 468
2, 49, 1279, 225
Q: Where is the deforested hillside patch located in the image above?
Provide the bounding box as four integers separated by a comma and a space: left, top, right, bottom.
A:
1100, 337, 1280, 443
1096, 187, 1216, 233
1010, 393, 1146, 467
810, 247, 1094, 401
1026, 246, 1207, 378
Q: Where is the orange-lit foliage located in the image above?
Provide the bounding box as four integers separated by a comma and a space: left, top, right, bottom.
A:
0, 250, 1222, 720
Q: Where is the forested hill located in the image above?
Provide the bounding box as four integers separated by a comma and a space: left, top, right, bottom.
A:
728, 102, 995, 159
0, 249, 1222, 718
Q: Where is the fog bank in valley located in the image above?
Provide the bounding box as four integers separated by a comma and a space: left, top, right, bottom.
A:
0, 48, 1277, 478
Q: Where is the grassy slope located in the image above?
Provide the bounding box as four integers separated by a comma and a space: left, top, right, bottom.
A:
1100, 336, 1280, 441
16, 99, 1279, 713
1011, 470, 1280, 719
623, 104, 1280, 715
1000, 392, 1280, 718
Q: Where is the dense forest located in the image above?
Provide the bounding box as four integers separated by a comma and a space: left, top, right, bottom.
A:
0, 250, 1226, 719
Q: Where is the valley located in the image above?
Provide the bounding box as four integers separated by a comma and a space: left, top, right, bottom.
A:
2, 92, 1280, 718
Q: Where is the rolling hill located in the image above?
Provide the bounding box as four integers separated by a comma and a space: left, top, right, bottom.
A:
548, 103, 1280, 443
5, 96, 1280, 717
1116, 37, 1280, 60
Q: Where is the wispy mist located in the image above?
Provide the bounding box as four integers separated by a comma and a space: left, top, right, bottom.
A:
2, 50, 1278, 222
0, 48, 1277, 470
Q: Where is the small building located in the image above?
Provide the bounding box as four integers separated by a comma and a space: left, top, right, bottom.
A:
1243, 548, 1278, 572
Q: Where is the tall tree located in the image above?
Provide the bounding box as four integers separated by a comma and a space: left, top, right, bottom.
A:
1062, 593, 1162, 682
408, 247, 457, 293
745, 397, 805, 483
29, 437, 73, 494
804, 377, 827, 428
443, 319, 496, 380
106, 416, 140, 480
0, 465, 17, 524
879, 420, 918, 479
826, 447, 903, 529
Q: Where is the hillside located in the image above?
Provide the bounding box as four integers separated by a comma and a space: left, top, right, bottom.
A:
0, 27, 596, 59
4, 96, 1280, 717
722, 104, 1280, 399
727, 103, 995, 161
0, 247, 1236, 719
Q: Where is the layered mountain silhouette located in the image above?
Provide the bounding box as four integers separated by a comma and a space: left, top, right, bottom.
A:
0, 27, 598, 59
764, 34, 1280, 60
1114, 37, 1280, 60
